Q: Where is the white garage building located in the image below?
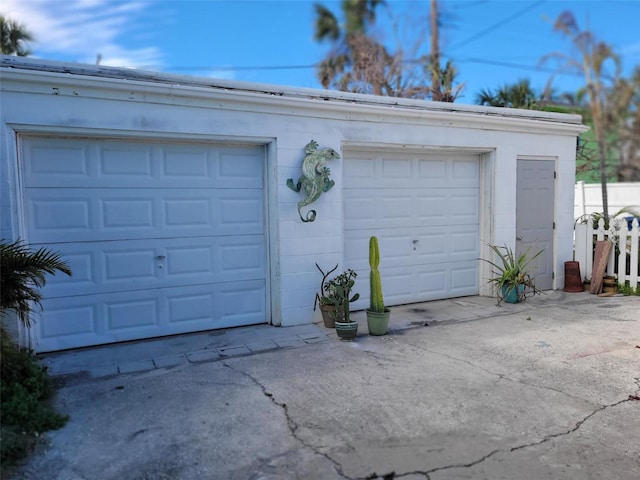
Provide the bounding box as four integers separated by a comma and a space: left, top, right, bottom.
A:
0, 56, 586, 352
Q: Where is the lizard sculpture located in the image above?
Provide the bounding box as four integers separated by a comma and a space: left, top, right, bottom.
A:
286, 140, 340, 222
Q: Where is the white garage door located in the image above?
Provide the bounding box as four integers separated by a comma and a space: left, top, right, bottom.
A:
344, 150, 480, 309
22, 136, 267, 352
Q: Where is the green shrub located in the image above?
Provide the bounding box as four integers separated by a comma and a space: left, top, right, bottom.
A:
617, 282, 640, 296
0, 329, 68, 467
0, 239, 71, 469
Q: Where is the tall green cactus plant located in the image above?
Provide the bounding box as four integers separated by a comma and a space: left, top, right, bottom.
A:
369, 236, 385, 313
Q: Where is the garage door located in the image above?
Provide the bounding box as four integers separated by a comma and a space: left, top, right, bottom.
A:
344, 150, 480, 309
22, 136, 267, 352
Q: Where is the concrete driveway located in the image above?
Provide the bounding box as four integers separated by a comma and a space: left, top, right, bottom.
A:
9, 292, 640, 480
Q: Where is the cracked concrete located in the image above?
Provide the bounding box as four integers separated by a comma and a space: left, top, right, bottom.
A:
6, 293, 640, 479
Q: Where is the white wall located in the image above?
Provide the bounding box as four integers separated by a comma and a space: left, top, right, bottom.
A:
0, 58, 585, 330
574, 181, 640, 219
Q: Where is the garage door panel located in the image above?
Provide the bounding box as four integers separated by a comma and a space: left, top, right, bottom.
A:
377, 269, 417, 306
25, 142, 91, 179
418, 158, 447, 179
38, 302, 98, 340
36, 280, 266, 351
167, 291, 215, 325
107, 299, 159, 330
27, 188, 264, 242
345, 189, 478, 230
24, 137, 264, 189
104, 248, 157, 281
345, 154, 478, 189
345, 226, 479, 271
417, 268, 448, 297
446, 190, 480, 220
351, 261, 477, 310
217, 281, 267, 327
450, 229, 479, 256
23, 136, 267, 352
451, 159, 480, 180
345, 150, 480, 307
29, 197, 92, 235
451, 265, 478, 291
382, 156, 412, 178
343, 155, 375, 179
100, 145, 153, 177
39, 235, 265, 298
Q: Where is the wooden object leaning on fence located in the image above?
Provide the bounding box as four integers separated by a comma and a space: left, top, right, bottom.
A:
590, 240, 613, 294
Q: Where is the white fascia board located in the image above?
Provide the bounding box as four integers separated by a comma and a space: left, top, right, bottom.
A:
0, 57, 588, 136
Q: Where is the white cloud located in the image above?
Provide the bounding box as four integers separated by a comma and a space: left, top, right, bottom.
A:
2, 0, 163, 68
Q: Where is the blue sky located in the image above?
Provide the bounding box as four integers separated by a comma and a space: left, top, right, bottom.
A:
3, 0, 639, 104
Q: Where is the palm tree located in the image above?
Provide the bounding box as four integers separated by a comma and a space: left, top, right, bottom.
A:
0, 239, 71, 327
314, 0, 387, 94
428, 60, 464, 103
546, 11, 622, 217
475, 79, 539, 109
0, 15, 33, 56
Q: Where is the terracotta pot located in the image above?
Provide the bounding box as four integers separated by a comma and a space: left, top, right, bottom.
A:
563, 261, 584, 292
319, 304, 336, 328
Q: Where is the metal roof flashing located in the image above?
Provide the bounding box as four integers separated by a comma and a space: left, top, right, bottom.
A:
1, 55, 587, 133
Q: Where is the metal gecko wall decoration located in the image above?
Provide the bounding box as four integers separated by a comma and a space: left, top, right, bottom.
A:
286, 140, 340, 222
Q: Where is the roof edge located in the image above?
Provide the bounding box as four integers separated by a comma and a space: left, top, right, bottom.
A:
1, 55, 586, 127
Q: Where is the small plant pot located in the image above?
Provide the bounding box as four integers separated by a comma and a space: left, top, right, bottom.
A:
563, 261, 584, 292
319, 304, 336, 328
366, 309, 390, 336
500, 284, 524, 304
335, 321, 358, 341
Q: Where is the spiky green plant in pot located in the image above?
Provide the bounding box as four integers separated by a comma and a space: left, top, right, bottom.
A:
366, 236, 390, 335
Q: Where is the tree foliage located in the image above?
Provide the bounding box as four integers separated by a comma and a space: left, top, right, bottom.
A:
475, 79, 541, 109
0, 15, 33, 56
610, 66, 640, 181
313, 0, 462, 101
546, 13, 640, 185
543, 11, 625, 216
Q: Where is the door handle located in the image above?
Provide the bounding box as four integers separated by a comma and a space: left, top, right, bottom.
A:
516, 236, 523, 241
156, 255, 166, 260
412, 239, 419, 244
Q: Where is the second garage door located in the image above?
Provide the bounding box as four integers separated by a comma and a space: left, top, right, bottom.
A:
344, 149, 480, 309
22, 135, 267, 352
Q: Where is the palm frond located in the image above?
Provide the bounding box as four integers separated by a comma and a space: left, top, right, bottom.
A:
0, 239, 72, 327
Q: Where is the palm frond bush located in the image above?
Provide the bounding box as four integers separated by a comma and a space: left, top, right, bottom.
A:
1, 239, 71, 327
482, 243, 543, 304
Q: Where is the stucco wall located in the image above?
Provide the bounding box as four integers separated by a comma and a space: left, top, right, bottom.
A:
0, 58, 585, 330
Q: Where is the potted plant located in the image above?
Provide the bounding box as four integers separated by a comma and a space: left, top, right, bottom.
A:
313, 262, 339, 328
366, 236, 390, 335
324, 269, 359, 340
482, 243, 543, 304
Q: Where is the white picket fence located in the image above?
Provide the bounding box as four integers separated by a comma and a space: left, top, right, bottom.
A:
575, 215, 640, 288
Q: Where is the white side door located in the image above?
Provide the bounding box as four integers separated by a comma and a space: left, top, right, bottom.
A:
516, 159, 555, 290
